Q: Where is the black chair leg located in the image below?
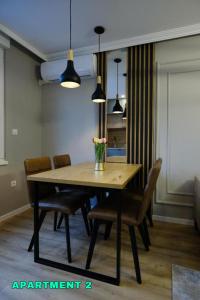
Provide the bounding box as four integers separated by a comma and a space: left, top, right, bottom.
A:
147, 202, 153, 227
129, 225, 142, 284
81, 206, 90, 236
85, 199, 93, 232
53, 212, 58, 231
138, 223, 149, 251
143, 218, 151, 246
57, 213, 64, 229
85, 220, 100, 269
28, 210, 46, 252
64, 214, 72, 263
104, 221, 113, 240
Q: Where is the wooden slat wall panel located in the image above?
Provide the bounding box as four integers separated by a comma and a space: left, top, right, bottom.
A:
127, 43, 155, 188
97, 52, 107, 138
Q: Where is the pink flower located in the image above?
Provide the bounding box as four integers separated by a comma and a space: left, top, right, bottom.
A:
93, 137, 107, 144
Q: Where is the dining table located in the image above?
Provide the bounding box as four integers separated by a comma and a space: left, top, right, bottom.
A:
27, 162, 142, 285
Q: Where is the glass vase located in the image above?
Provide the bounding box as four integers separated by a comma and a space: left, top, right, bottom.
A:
95, 144, 105, 171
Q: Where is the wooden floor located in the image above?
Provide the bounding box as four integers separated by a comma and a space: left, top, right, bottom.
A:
0, 209, 199, 300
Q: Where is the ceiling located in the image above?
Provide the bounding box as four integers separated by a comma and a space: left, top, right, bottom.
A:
1, 0, 200, 56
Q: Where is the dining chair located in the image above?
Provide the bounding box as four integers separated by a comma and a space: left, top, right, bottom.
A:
53, 154, 73, 230
24, 156, 90, 263
85, 159, 162, 283
104, 159, 162, 240
53, 154, 93, 231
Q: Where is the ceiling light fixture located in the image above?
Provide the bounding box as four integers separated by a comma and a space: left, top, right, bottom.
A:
60, 0, 81, 88
92, 26, 106, 103
112, 58, 123, 113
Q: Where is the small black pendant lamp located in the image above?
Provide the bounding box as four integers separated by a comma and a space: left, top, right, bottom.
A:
60, 0, 81, 88
113, 58, 123, 113
92, 26, 106, 103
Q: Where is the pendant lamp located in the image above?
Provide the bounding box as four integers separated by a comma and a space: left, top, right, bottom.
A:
92, 26, 106, 103
113, 58, 123, 113
60, 0, 81, 88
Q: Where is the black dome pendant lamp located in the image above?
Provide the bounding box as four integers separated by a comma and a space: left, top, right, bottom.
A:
60, 0, 81, 88
113, 58, 123, 113
92, 26, 106, 103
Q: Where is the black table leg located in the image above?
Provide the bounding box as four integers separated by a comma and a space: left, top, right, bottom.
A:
116, 190, 121, 285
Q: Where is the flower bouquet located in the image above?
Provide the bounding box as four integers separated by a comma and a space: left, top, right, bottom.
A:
93, 137, 107, 171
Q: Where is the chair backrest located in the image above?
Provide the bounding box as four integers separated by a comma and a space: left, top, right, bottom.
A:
137, 158, 162, 223
53, 154, 71, 169
24, 156, 55, 204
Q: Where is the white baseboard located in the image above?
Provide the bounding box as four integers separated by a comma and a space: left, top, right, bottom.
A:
0, 204, 31, 223
153, 215, 194, 226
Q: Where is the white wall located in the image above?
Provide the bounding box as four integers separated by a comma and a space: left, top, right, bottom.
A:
42, 79, 98, 164
155, 35, 200, 220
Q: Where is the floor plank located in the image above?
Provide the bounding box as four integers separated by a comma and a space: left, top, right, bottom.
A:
0, 209, 199, 300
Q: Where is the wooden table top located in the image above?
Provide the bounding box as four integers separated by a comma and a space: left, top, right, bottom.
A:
27, 162, 142, 190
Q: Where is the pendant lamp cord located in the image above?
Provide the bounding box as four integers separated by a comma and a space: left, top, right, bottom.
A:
97, 34, 100, 76
69, 0, 72, 49
116, 62, 118, 97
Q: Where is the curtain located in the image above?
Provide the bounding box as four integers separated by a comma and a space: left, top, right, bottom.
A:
127, 43, 155, 188
96, 52, 107, 138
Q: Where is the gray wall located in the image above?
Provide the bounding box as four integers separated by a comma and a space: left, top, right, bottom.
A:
42, 79, 98, 164
0, 45, 42, 217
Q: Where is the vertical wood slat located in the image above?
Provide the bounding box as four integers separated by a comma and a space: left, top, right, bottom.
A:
97, 52, 107, 138
127, 49, 131, 163
127, 43, 155, 188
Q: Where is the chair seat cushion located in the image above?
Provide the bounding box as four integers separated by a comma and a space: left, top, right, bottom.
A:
32, 190, 88, 215
88, 191, 142, 226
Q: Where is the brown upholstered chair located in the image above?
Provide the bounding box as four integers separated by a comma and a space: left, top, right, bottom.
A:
128, 159, 162, 227
85, 159, 162, 283
53, 154, 71, 169
53, 154, 94, 230
53, 154, 73, 195
104, 159, 162, 240
24, 156, 90, 263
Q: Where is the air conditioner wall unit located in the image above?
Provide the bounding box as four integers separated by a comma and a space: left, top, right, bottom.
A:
40, 54, 97, 83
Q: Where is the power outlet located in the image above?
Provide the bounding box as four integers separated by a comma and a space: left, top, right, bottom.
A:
10, 180, 17, 187
12, 129, 18, 136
